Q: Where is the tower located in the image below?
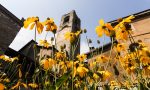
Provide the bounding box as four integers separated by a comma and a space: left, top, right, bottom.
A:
56, 10, 81, 58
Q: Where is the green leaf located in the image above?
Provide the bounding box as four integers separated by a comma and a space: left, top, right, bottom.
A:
56, 70, 71, 89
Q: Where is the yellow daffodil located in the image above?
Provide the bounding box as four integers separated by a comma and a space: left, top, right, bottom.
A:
40, 58, 56, 70
103, 71, 112, 80
0, 83, 5, 90
39, 40, 51, 48
24, 17, 44, 34
64, 31, 81, 43
64, 32, 76, 43
89, 61, 96, 69
97, 71, 111, 81
42, 18, 57, 33
95, 19, 110, 37
105, 23, 114, 31
96, 55, 108, 63
76, 54, 87, 62
55, 52, 66, 59
126, 66, 136, 74
115, 27, 129, 40
139, 46, 150, 57
76, 65, 89, 78
114, 43, 126, 53
140, 56, 150, 65
59, 61, 67, 73
123, 15, 135, 23
67, 61, 79, 77
28, 83, 38, 89
114, 15, 134, 41
93, 73, 99, 80
66, 61, 79, 69
143, 66, 150, 76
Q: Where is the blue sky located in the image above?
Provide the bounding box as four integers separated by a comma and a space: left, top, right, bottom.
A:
1, 0, 150, 53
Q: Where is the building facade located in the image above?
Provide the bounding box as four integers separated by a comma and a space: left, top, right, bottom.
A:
0, 4, 23, 52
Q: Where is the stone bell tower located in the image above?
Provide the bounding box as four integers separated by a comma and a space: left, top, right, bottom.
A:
56, 10, 81, 58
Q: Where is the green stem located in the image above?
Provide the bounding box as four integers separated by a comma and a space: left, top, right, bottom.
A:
105, 37, 113, 70
44, 32, 49, 40
34, 26, 37, 67
85, 35, 90, 51
100, 35, 106, 54
72, 44, 75, 90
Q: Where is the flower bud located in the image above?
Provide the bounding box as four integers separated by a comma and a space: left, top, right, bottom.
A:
51, 37, 54, 41
97, 40, 100, 44
83, 29, 87, 33
88, 39, 92, 43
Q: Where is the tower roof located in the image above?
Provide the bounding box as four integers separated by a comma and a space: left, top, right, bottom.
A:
59, 10, 80, 31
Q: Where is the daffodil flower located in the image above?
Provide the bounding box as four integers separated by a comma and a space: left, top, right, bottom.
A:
76, 54, 87, 62
97, 70, 111, 81
24, 17, 44, 34
55, 52, 66, 59
64, 32, 76, 43
40, 58, 56, 70
42, 18, 57, 33
114, 15, 134, 41
96, 55, 108, 63
64, 31, 81, 43
126, 66, 136, 74
76, 65, 89, 78
59, 61, 67, 74
114, 43, 126, 53
39, 40, 51, 48
95, 19, 111, 37
93, 73, 99, 80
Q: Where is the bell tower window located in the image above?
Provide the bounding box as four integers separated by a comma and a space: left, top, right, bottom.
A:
63, 16, 70, 24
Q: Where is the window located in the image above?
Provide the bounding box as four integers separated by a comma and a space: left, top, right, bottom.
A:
63, 16, 70, 24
